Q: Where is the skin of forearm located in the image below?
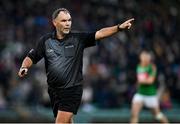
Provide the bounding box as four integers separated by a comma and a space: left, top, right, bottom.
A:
138, 77, 155, 85
21, 57, 33, 68
95, 25, 119, 40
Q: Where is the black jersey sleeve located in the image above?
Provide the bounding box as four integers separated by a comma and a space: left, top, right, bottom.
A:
27, 36, 45, 64
80, 32, 96, 48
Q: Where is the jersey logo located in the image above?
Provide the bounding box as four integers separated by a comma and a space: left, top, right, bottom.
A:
29, 49, 34, 53
47, 49, 54, 53
65, 45, 74, 49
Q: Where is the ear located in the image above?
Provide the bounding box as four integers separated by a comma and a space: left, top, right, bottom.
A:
52, 20, 57, 27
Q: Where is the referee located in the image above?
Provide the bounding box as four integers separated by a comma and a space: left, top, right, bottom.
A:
18, 8, 134, 123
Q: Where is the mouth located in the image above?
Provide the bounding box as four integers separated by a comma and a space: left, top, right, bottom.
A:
64, 28, 70, 30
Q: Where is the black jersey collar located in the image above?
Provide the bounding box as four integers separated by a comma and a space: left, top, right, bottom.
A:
52, 30, 71, 41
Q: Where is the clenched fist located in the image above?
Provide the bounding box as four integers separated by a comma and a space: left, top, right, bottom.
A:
18, 67, 28, 77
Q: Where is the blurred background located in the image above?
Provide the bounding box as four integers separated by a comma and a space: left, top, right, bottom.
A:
0, 0, 180, 123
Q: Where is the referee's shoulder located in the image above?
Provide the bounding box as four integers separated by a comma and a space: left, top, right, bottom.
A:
70, 30, 82, 35
45, 32, 53, 37
40, 32, 53, 41
70, 30, 93, 37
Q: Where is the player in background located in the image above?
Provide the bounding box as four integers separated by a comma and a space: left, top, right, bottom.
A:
130, 51, 169, 123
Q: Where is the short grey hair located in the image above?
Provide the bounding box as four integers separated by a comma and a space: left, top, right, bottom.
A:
52, 8, 70, 20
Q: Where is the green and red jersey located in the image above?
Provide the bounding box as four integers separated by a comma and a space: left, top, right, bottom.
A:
136, 64, 157, 95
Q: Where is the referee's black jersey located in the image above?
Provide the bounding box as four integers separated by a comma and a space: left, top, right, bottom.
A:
27, 31, 96, 88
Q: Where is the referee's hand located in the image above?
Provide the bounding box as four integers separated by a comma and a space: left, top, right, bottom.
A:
18, 67, 28, 77
118, 18, 134, 30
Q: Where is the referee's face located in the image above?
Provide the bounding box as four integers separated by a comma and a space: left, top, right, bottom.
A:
53, 11, 72, 34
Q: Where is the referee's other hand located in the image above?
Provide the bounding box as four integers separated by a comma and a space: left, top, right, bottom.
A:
18, 67, 28, 77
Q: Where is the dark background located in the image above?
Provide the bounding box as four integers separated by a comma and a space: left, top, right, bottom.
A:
0, 0, 180, 123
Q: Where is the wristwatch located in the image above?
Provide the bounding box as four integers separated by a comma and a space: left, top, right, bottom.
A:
117, 24, 123, 31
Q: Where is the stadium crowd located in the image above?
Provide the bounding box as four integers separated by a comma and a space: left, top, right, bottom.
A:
0, 0, 179, 112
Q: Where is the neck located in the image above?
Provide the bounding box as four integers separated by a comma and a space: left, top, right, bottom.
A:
140, 62, 149, 67
56, 30, 66, 40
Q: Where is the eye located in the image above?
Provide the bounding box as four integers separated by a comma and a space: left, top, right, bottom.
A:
61, 20, 66, 22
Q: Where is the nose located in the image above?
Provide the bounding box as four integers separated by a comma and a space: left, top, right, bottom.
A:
66, 21, 70, 26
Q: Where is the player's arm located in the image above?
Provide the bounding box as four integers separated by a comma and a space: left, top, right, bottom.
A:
138, 75, 156, 84
95, 18, 134, 40
145, 65, 157, 84
139, 65, 157, 84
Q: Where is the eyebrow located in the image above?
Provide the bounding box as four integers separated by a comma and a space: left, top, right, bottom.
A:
60, 18, 72, 21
